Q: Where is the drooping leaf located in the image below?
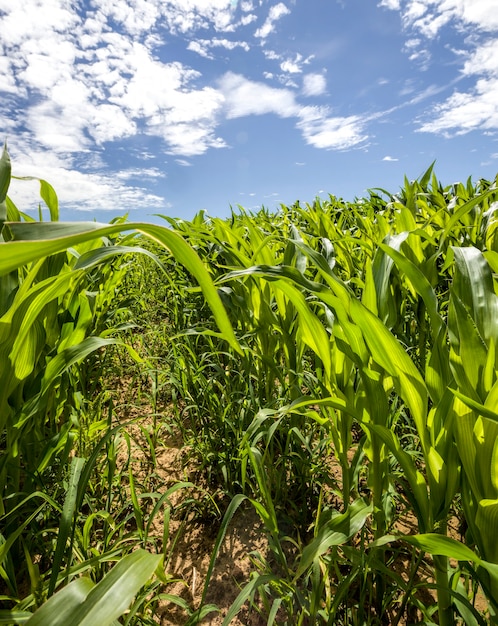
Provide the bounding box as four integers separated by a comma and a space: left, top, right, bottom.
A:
26, 550, 160, 626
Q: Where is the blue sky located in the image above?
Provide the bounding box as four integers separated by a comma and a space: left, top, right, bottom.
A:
1, 0, 497, 222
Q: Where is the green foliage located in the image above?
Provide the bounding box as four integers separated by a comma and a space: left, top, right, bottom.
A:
151, 167, 498, 623
2, 141, 498, 624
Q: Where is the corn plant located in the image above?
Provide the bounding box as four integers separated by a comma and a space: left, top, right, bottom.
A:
0, 144, 240, 623
200, 170, 498, 623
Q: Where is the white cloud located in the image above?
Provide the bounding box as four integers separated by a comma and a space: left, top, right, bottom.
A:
383, 0, 498, 36
254, 2, 290, 39
263, 49, 280, 60
0, 0, 79, 48
281, 58, 301, 73
419, 77, 498, 135
114, 167, 165, 180
302, 73, 327, 96
382, 155, 399, 161
417, 33, 498, 136
3, 7, 227, 157
7, 150, 165, 213
240, 13, 257, 26
402, 38, 430, 67
187, 40, 214, 59
152, 0, 238, 34
297, 107, 368, 150
278, 76, 299, 88
279, 52, 314, 74
0, 0, 373, 219
0, 0, 247, 214
95, 0, 161, 36
218, 73, 368, 150
462, 39, 498, 77
382, 0, 498, 136
218, 71, 297, 117
188, 37, 250, 59
0, 57, 18, 93
378, 0, 400, 9
157, 119, 227, 156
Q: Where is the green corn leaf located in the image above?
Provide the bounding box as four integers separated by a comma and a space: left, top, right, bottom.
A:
476, 499, 498, 565
10, 176, 59, 221
0, 504, 47, 564
295, 498, 372, 579
48, 456, 86, 596
438, 189, 495, 252
452, 396, 485, 503
0, 143, 11, 226
399, 533, 498, 588
378, 240, 444, 336
449, 296, 488, 401
221, 574, 278, 626
395, 532, 482, 561
1, 221, 241, 353
361, 259, 378, 315
0, 610, 33, 623
451, 389, 498, 424
73, 244, 165, 272
451, 391, 498, 571
27, 577, 95, 625
39, 179, 59, 221
452, 246, 498, 345
284, 240, 430, 441
366, 422, 430, 529
426, 325, 453, 405
372, 232, 409, 326
348, 297, 429, 443
40, 337, 121, 396
247, 447, 279, 537
26, 549, 161, 626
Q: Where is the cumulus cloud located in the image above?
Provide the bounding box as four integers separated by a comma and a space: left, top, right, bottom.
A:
382, 0, 498, 136
378, 0, 400, 9
218, 73, 368, 150
280, 58, 301, 73
419, 78, 498, 135
218, 71, 297, 118
0, 0, 246, 210
187, 37, 250, 59
6, 147, 166, 213
402, 38, 430, 68
462, 39, 498, 76
297, 107, 368, 150
395, 0, 498, 35
0, 0, 374, 212
278, 52, 314, 74
382, 155, 399, 161
0, 2, 230, 160
153, 0, 237, 34
418, 27, 498, 136
302, 73, 327, 96
254, 3, 290, 39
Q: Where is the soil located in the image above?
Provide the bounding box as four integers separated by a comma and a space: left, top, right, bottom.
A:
113, 381, 271, 625
148, 433, 270, 626
113, 377, 490, 625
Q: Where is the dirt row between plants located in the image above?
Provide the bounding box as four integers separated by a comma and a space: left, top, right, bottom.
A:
114, 385, 488, 625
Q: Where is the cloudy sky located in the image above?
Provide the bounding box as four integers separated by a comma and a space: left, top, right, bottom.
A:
1, 0, 497, 222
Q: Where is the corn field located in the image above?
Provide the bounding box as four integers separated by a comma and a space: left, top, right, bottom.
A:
1, 141, 498, 625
